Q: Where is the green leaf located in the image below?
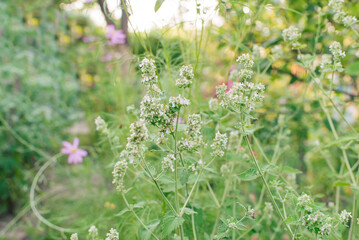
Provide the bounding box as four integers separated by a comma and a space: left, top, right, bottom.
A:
183, 207, 197, 215
345, 61, 359, 75
263, 164, 277, 173
333, 181, 351, 187
154, 0, 165, 12
116, 208, 130, 216
281, 166, 302, 174
237, 168, 259, 181
162, 213, 184, 237
179, 168, 190, 185
143, 220, 160, 240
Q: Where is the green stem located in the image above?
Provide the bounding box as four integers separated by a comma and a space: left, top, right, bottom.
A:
121, 194, 160, 240
243, 133, 293, 238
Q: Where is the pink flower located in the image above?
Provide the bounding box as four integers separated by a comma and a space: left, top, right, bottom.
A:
61, 138, 88, 164
106, 25, 126, 45
174, 117, 185, 124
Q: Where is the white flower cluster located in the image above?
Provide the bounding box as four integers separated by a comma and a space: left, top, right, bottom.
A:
188, 159, 203, 175
252, 44, 265, 60
297, 193, 313, 212
216, 82, 265, 112
95, 116, 109, 135
264, 202, 273, 218
282, 26, 302, 49
208, 98, 219, 112
328, 0, 357, 26
176, 65, 194, 88
211, 131, 228, 157
339, 209, 352, 224
235, 53, 254, 80
220, 163, 231, 176
88, 225, 99, 239
162, 154, 175, 172
178, 114, 203, 152
140, 95, 173, 126
128, 119, 149, 144
271, 45, 283, 60
301, 211, 333, 236
105, 228, 119, 240
169, 95, 190, 111
112, 159, 128, 192
140, 58, 158, 85
70, 233, 78, 240
329, 41, 345, 72
320, 54, 333, 72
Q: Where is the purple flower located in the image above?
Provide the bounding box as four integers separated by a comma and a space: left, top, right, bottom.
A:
61, 138, 88, 164
106, 25, 126, 45
174, 117, 185, 124
85, 0, 94, 3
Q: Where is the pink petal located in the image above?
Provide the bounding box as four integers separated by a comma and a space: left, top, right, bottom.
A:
61, 147, 71, 155
77, 149, 88, 157
62, 141, 72, 148
68, 154, 75, 164
73, 138, 79, 148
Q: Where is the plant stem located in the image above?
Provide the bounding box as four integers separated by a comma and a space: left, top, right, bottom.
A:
121, 194, 160, 240
243, 133, 293, 238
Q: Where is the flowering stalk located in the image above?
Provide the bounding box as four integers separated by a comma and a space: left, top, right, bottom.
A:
121, 193, 160, 240
243, 128, 294, 238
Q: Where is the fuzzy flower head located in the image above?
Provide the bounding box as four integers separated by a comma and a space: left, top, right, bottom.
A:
328, 0, 344, 12
209, 98, 219, 112
95, 116, 109, 134
88, 225, 99, 239
297, 193, 313, 212
106, 228, 119, 240
339, 209, 352, 224
236, 53, 254, 69
329, 41, 345, 60
216, 82, 265, 112
211, 131, 228, 157
343, 15, 357, 27
186, 114, 202, 136
179, 65, 194, 80
127, 119, 149, 144
168, 95, 190, 112
112, 159, 128, 192
70, 233, 78, 240
61, 138, 88, 164
282, 26, 302, 48
320, 54, 333, 72
140, 95, 172, 126
140, 58, 158, 85
162, 154, 176, 172
271, 45, 283, 59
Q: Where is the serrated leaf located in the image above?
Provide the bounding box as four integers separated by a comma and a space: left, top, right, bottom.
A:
183, 207, 197, 215
143, 220, 160, 240
263, 164, 277, 172
162, 214, 184, 237
237, 168, 259, 181
154, 0, 165, 12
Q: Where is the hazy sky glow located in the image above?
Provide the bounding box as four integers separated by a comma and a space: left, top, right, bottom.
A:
62, 0, 219, 32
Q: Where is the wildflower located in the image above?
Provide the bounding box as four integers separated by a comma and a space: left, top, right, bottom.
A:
329, 41, 345, 61
339, 209, 352, 224
168, 95, 190, 111
282, 26, 302, 48
320, 54, 333, 72
112, 159, 128, 192
270, 45, 283, 59
297, 193, 313, 212
343, 15, 357, 27
247, 206, 256, 219
211, 131, 228, 157
140, 95, 173, 126
216, 84, 227, 99
209, 98, 219, 112
127, 119, 149, 144
95, 116, 108, 134
176, 65, 194, 88
88, 225, 99, 239
302, 211, 333, 236
61, 138, 88, 164
106, 228, 119, 240
106, 25, 126, 45
328, 0, 344, 12
236, 53, 254, 68
178, 114, 203, 152
162, 154, 175, 172
220, 163, 231, 176
70, 233, 78, 240
264, 202, 273, 218
228, 130, 240, 151
140, 58, 158, 85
